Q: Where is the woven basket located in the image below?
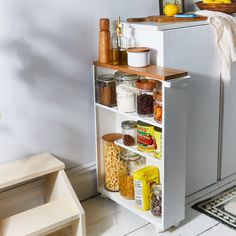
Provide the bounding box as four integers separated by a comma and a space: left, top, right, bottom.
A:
195, 1, 236, 14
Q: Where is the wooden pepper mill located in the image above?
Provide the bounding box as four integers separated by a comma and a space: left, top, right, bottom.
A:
99, 18, 110, 64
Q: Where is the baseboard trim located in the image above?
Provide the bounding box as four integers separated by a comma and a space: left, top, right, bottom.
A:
66, 162, 98, 201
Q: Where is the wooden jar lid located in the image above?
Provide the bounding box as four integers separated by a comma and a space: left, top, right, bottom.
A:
136, 79, 156, 90
102, 133, 122, 142
100, 18, 110, 30
153, 90, 162, 101
127, 47, 151, 53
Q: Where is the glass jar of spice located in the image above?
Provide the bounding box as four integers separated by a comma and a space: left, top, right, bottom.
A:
121, 120, 137, 146
153, 90, 162, 123
136, 79, 156, 117
115, 71, 139, 113
119, 150, 143, 200
97, 74, 116, 107
150, 184, 162, 217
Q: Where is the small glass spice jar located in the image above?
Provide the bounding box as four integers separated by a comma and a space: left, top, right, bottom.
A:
136, 79, 157, 117
153, 90, 162, 123
97, 74, 116, 107
150, 184, 162, 217
115, 71, 139, 113
119, 150, 142, 200
121, 120, 137, 146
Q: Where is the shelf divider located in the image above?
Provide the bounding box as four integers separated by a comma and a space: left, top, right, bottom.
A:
95, 103, 162, 128
98, 186, 162, 225
114, 139, 162, 170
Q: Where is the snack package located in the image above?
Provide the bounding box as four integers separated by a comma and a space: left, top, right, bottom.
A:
133, 166, 160, 211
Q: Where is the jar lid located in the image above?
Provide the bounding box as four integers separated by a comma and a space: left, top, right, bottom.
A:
98, 74, 116, 84
151, 183, 162, 195
102, 133, 122, 142
121, 120, 137, 129
153, 90, 162, 101
115, 71, 140, 81
127, 47, 151, 53
136, 79, 156, 90
121, 150, 141, 161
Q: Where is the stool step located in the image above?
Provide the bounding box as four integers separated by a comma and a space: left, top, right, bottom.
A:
0, 153, 64, 190
0, 199, 79, 236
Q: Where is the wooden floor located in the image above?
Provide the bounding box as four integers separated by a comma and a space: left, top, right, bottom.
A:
81, 179, 236, 236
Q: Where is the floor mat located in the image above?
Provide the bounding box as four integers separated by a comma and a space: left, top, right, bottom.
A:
192, 186, 236, 230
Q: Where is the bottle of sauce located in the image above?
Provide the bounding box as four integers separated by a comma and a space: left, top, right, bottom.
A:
111, 17, 127, 65
99, 18, 110, 64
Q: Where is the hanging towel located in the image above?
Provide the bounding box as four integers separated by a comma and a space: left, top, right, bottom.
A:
196, 10, 236, 82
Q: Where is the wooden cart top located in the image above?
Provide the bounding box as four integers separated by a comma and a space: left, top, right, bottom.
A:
93, 61, 188, 81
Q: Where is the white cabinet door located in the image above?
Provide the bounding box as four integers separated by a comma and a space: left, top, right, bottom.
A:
162, 25, 221, 195
221, 63, 236, 179
124, 23, 221, 195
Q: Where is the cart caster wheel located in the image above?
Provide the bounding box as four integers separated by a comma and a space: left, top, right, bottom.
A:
155, 226, 164, 233
174, 222, 180, 228
100, 194, 107, 199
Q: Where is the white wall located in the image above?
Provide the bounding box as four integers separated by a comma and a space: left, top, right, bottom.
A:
0, 0, 158, 167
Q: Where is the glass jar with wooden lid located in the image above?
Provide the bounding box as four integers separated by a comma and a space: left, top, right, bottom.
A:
153, 90, 162, 123
102, 133, 123, 192
136, 79, 157, 117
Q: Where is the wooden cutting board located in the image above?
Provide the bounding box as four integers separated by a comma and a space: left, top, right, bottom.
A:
127, 15, 208, 23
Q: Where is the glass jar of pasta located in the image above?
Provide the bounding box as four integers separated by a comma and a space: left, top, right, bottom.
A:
102, 133, 123, 192
119, 150, 143, 200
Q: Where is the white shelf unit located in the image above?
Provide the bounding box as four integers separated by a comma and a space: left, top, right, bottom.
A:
93, 63, 190, 232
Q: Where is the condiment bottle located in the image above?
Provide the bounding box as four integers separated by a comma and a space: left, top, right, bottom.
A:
136, 79, 156, 117
150, 184, 162, 217
99, 18, 110, 64
111, 17, 128, 65
153, 90, 162, 123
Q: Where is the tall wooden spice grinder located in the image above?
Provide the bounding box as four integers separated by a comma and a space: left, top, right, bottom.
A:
99, 18, 110, 63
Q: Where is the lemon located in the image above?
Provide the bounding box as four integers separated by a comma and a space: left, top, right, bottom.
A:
164, 4, 179, 17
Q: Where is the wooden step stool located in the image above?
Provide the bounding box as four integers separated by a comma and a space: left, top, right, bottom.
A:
0, 153, 86, 236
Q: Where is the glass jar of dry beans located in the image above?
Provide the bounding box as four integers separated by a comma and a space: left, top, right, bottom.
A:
121, 120, 137, 146
102, 133, 123, 192
150, 184, 162, 217
119, 150, 143, 200
136, 79, 157, 117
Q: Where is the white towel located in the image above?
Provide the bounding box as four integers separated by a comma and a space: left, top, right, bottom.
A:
196, 10, 236, 82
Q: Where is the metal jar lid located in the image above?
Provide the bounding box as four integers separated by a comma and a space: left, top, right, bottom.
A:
121, 120, 137, 130
151, 183, 162, 195
121, 150, 141, 161
115, 71, 140, 82
97, 74, 116, 84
